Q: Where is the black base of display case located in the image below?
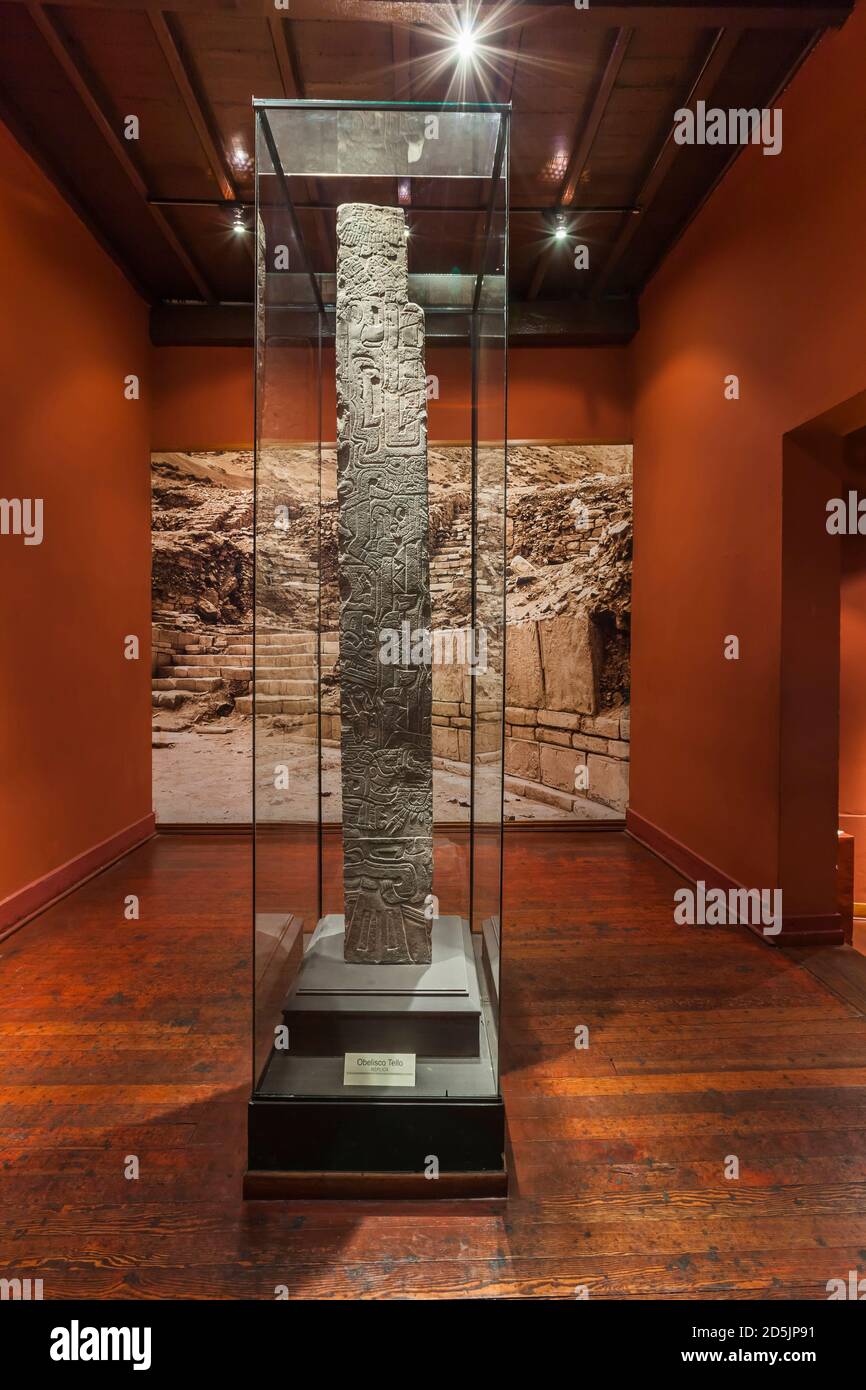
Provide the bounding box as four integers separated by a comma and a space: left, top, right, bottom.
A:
244, 1095, 507, 1198
243, 1165, 507, 1200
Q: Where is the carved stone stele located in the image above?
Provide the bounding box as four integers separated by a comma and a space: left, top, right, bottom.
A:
335, 203, 434, 964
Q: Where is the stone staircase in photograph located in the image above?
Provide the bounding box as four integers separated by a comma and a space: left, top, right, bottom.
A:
152, 635, 253, 708
152, 630, 334, 717
431, 511, 470, 608
430, 505, 503, 624
235, 631, 320, 716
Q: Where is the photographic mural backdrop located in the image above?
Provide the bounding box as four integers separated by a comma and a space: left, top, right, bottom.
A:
151, 444, 631, 824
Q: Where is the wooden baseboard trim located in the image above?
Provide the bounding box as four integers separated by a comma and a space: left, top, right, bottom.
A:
626, 808, 740, 891
157, 822, 252, 836
243, 1168, 508, 1200
0, 812, 156, 941
499, 818, 625, 832
157, 818, 626, 835
626, 808, 844, 948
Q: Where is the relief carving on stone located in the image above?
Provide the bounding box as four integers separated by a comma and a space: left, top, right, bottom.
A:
335, 203, 434, 964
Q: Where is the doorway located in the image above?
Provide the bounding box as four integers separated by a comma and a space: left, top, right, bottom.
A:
782, 391, 866, 952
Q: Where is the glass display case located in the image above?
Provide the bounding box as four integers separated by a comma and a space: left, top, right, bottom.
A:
245, 99, 508, 1198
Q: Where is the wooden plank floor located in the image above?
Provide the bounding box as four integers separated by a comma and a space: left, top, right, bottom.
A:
1, 829, 865, 1300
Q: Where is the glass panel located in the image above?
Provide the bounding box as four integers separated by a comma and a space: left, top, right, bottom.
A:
252, 102, 508, 1110
252, 164, 322, 1086
471, 160, 508, 1088
262, 105, 502, 180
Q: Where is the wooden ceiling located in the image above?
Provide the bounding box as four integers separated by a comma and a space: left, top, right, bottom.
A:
0, 0, 854, 343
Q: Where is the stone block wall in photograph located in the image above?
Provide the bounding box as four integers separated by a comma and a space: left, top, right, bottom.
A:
151, 443, 631, 822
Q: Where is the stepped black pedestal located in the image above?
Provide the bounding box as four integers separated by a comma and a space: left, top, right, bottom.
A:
245, 915, 506, 1196
281, 914, 481, 1058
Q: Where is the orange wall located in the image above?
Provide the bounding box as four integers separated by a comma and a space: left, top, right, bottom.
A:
152, 343, 632, 449
630, 7, 866, 906
840, 533, 866, 901
510, 347, 632, 443
0, 121, 152, 914
152, 346, 254, 451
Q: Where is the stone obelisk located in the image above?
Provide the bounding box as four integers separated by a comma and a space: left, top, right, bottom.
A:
335, 203, 434, 964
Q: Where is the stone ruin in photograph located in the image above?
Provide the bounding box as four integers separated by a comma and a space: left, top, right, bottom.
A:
150, 440, 631, 823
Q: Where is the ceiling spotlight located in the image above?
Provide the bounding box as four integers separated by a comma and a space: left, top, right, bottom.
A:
454, 23, 478, 62
232, 208, 247, 235
554, 213, 568, 241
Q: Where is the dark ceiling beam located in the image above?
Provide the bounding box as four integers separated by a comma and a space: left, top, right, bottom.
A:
152, 198, 640, 214
155, 197, 640, 214
150, 296, 638, 347
527, 25, 633, 301
149, 10, 235, 203
149, 9, 254, 268
25, 1, 215, 301
4, 3, 853, 30
633, 25, 826, 295
268, 12, 334, 261
287, 0, 852, 22
561, 27, 633, 207
591, 24, 742, 298
0, 88, 151, 300
268, 12, 302, 98
494, 21, 524, 105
